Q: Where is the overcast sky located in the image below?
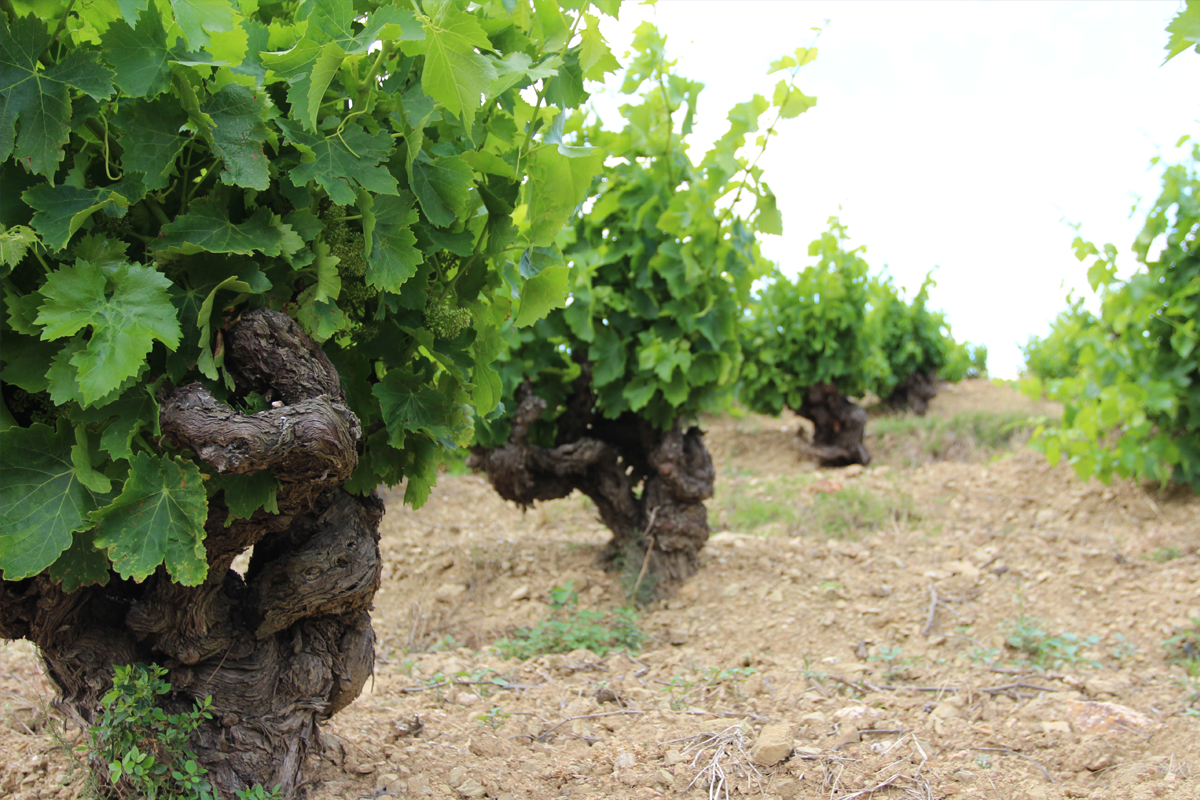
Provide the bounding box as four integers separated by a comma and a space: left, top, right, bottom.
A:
592, 1, 1200, 378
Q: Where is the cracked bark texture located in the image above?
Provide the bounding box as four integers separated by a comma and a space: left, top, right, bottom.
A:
469, 369, 715, 595
885, 369, 939, 416
795, 382, 871, 467
0, 308, 379, 798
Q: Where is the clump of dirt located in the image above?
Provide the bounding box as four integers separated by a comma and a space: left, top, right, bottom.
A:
3, 380, 1198, 800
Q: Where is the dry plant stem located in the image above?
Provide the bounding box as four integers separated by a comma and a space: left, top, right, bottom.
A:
629, 506, 661, 600
921, 584, 940, 636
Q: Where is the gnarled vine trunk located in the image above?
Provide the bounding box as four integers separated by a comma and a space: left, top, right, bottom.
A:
885, 369, 938, 416
795, 382, 871, 467
469, 369, 714, 596
0, 309, 380, 798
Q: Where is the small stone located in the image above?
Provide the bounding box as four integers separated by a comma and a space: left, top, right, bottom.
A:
663, 749, 683, 766
454, 778, 487, 798
468, 733, 504, 759
408, 775, 434, 796
1066, 700, 1164, 736
375, 773, 403, 795
842, 464, 864, 478
1036, 721, 1071, 733
655, 769, 674, 786
436, 583, 467, 602
750, 722, 795, 766
721, 583, 742, 598
774, 777, 803, 799
509, 585, 529, 601
1083, 678, 1123, 698
447, 766, 465, 788
354, 762, 378, 774
1034, 509, 1057, 526
668, 629, 689, 645
613, 750, 636, 771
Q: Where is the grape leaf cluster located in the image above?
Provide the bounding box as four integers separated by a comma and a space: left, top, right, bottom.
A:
1025, 139, 1200, 490
478, 24, 819, 446
0, 0, 620, 587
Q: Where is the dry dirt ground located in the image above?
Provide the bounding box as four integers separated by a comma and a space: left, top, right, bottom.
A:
3, 380, 1199, 800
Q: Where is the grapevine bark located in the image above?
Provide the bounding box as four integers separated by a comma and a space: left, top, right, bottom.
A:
795, 382, 871, 467
470, 369, 715, 595
886, 370, 938, 416
0, 309, 380, 798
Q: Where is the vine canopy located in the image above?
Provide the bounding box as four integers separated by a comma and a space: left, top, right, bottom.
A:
0, 0, 621, 586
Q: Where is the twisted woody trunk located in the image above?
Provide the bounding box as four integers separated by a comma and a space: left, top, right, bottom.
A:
470, 364, 715, 594
0, 309, 381, 797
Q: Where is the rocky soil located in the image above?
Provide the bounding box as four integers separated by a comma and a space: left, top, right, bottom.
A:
2, 380, 1199, 800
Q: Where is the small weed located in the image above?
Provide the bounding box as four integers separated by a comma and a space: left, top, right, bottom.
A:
89, 663, 280, 800
818, 580, 845, 592
799, 484, 918, 538
661, 665, 756, 709
1004, 616, 1101, 669
711, 476, 808, 533
1150, 547, 1184, 563
476, 707, 510, 731
493, 581, 643, 659
1163, 618, 1200, 676
430, 634, 464, 652
1106, 634, 1139, 662
973, 754, 993, 769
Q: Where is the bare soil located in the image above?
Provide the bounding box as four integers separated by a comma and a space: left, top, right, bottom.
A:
3, 380, 1199, 800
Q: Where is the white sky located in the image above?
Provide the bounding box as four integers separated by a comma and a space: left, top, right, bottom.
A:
592, 1, 1200, 378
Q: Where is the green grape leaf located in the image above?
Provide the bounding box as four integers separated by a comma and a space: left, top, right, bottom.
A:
294, 290, 348, 342
195, 274, 253, 379
409, 153, 475, 228
91, 452, 209, 585
156, 199, 303, 257
70, 425, 112, 494
403, 0, 496, 125
23, 183, 134, 251
70, 384, 159, 460
755, 189, 783, 235
0, 15, 116, 177
373, 369, 454, 446
0, 421, 103, 580
212, 471, 279, 523
1164, 2, 1200, 62
119, 0, 150, 26
100, 6, 180, 98
169, 0, 237, 49
588, 326, 625, 387
201, 83, 271, 190
526, 146, 601, 247
47, 527, 111, 591
36, 259, 182, 404
578, 13, 619, 81
114, 99, 190, 191
0, 224, 38, 270
279, 120, 400, 205
772, 79, 817, 119
363, 192, 423, 293
514, 263, 569, 327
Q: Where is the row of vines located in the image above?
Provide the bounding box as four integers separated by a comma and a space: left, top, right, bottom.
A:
3, 0, 1188, 797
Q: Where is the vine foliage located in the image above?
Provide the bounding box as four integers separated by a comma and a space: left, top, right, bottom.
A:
0, 0, 618, 793
472, 24, 818, 591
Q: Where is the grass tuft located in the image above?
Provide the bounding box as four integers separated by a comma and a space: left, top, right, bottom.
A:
869, 410, 1046, 467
